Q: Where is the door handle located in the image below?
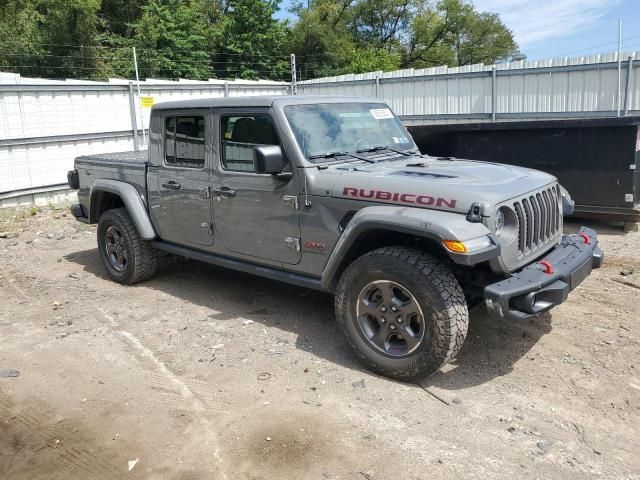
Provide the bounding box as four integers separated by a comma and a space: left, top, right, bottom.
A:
213, 186, 236, 198
162, 181, 181, 190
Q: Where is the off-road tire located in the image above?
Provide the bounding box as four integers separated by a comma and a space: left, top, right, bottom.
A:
335, 246, 468, 380
97, 208, 157, 284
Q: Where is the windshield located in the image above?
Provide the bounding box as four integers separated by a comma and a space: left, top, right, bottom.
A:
284, 103, 416, 162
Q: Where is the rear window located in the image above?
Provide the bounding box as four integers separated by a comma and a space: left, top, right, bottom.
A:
164, 115, 205, 168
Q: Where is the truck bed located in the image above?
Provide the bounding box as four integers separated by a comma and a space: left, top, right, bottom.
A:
74, 150, 149, 212
75, 150, 148, 166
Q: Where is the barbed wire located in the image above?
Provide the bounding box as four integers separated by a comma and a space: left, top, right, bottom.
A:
521, 33, 640, 59
2, 53, 290, 68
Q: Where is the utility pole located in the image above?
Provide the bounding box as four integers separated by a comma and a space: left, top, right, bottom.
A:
617, 19, 622, 117
290, 53, 297, 95
133, 47, 147, 147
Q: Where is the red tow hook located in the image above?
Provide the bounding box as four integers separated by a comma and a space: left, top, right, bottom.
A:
539, 260, 554, 275
578, 232, 591, 245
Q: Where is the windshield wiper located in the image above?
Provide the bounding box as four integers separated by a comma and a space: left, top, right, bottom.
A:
309, 151, 376, 163
356, 145, 416, 157
309, 151, 351, 160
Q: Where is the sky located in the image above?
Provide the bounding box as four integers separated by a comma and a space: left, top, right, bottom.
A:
275, 0, 640, 62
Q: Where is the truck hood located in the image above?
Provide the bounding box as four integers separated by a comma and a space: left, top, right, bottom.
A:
308, 155, 557, 214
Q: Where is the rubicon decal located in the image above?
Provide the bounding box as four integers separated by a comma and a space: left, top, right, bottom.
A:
342, 187, 457, 209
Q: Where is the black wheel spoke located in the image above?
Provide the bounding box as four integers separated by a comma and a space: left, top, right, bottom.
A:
380, 283, 395, 305
398, 324, 421, 351
358, 298, 380, 318
400, 305, 419, 318
371, 324, 390, 350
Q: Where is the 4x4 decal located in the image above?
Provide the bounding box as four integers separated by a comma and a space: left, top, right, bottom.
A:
342, 187, 457, 209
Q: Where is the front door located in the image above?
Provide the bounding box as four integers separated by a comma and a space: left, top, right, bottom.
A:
212, 111, 301, 264
148, 112, 213, 247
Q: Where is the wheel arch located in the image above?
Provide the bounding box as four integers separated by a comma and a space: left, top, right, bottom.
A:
89, 179, 156, 240
322, 226, 446, 291
321, 205, 494, 290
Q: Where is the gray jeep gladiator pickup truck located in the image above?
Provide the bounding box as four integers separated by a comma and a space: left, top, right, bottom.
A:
67, 95, 603, 380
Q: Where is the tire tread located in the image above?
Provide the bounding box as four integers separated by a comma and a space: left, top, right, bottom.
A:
98, 208, 156, 284
335, 246, 468, 380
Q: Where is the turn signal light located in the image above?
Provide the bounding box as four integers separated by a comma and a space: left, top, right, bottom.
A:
443, 236, 493, 254
443, 240, 467, 253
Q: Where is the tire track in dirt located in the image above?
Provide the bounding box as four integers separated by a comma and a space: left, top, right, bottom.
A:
145, 372, 233, 411
0, 392, 123, 480
96, 307, 228, 480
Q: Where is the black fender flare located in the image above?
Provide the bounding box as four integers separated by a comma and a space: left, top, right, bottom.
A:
89, 179, 157, 240
320, 205, 497, 290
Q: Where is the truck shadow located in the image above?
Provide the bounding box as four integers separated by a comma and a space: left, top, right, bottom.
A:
66, 249, 552, 390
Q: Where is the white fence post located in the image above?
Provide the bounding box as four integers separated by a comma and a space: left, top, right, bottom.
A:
128, 81, 140, 151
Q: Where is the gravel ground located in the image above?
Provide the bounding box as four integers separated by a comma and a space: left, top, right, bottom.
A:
0, 206, 639, 480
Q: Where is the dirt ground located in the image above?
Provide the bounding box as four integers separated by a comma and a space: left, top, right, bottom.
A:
0, 206, 639, 480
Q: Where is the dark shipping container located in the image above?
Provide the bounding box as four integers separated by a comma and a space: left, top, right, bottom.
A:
407, 116, 640, 223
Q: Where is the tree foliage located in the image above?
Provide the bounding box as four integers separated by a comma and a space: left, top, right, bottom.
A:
215, 0, 288, 79
0, 0, 104, 79
128, 0, 212, 79
0, 0, 521, 81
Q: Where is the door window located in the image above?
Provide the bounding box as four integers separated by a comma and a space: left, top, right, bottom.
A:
165, 115, 206, 168
221, 115, 279, 172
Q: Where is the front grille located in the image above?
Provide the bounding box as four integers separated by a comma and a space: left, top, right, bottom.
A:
513, 185, 561, 256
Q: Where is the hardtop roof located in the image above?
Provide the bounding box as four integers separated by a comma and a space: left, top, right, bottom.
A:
151, 95, 382, 111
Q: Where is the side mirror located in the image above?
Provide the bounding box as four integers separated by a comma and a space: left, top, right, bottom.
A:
254, 145, 287, 174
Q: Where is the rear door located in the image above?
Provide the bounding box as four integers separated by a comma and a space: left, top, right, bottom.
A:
211, 109, 301, 264
148, 110, 214, 246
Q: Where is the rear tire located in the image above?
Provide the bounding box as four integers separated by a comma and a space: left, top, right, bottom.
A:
335, 246, 468, 380
97, 208, 157, 284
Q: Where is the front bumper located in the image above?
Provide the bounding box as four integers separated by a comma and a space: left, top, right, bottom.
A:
484, 227, 603, 321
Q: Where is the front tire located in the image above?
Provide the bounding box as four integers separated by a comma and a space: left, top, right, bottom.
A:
335, 246, 468, 380
97, 208, 157, 284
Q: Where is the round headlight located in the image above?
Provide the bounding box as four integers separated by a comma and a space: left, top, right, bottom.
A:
494, 209, 505, 237
494, 207, 518, 243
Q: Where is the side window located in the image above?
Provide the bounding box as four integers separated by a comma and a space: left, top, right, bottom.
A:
221, 114, 279, 172
164, 115, 205, 168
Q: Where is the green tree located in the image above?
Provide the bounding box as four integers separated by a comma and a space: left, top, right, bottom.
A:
45, 0, 105, 77
0, 0, 521, 82
287, 0, 520, 78
342, 47, 401, 74
0, 0, 47, 76
350, 0, 417, 49
128, 0, 211, 79
214, 0, 289, 80
0, 0, 105, 79
286, 0, 359, 79
99, 0, 145, 38
404, 0, 520, 67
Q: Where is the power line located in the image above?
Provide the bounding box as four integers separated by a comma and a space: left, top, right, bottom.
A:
529, 33, 640, 59
17, 41, 293, 58
2, 52, 290, 68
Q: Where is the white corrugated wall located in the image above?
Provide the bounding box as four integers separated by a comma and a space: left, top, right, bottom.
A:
2, 50, 639, 198
0, 77, 289, 195
298, 51, 640, 119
